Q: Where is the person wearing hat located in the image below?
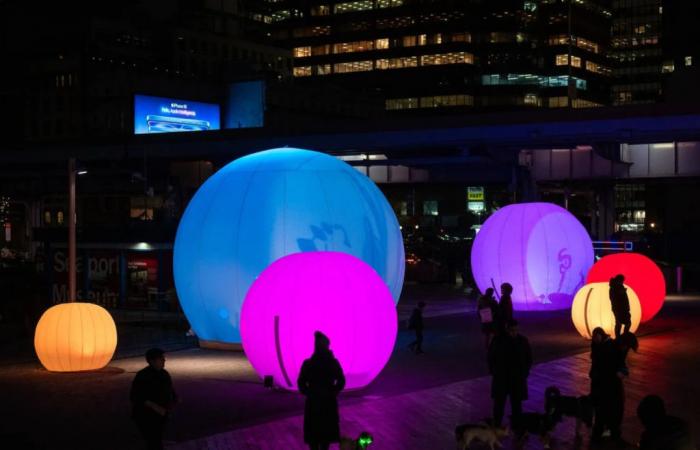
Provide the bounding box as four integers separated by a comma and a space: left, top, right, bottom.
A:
130, 348, 178, 450
488, 319, 532, 427
298, 331, 346, 450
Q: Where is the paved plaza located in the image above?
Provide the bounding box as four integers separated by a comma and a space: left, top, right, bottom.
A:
1, 287, 699, 449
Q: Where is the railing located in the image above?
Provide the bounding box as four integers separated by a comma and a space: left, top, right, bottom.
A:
592, 241, 634, 252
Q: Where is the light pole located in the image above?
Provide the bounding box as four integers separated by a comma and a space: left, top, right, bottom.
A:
68, 158, 77, 301
68, 157, 87, 301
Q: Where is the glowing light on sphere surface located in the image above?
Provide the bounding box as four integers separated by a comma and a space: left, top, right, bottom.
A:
34, 302, 118, 372
571, 282, 641, 339
471, 202, 594, 311
586, 252, 665, 323
240, 252, 397, 391
174, 148, 404, 344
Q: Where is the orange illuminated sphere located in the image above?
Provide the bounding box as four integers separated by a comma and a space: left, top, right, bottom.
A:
572, 282, 642, 339
34, 303, 117, 372
586, 252, 666, 322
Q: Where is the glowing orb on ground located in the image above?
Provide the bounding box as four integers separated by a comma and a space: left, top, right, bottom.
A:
173, 148, 405, 344
586, 252, 666, 322
471, 202, 594, 311
571, 282, 641, 339
34, 302, 117, 372
240, 252, 397, 391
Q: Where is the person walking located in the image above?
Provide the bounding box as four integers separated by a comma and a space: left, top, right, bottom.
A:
478, 288, 500, 348
609, 274, 632, 338
408, 301, 426, 354
298, 331, 346, 450
498, 283, 514, 332
589, 327, 625, 445
488, 319, 532, 427
637, 395, 694, 450
130, 348, 178, 450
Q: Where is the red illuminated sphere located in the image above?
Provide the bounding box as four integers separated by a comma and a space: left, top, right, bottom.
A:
586, 253, 666, 322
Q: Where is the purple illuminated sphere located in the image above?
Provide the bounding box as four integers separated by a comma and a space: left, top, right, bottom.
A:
471, 202, 594, 311
240, 252, 397, 391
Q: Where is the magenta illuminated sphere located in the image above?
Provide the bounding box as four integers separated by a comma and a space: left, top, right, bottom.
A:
471, 202, 594, 311
240, 252, 397, 391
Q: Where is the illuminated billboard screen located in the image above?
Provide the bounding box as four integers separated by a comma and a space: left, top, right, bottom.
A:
134, 95, 220, 134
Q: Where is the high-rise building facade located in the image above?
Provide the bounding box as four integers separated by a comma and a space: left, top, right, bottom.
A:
261, 0, 613, 113
0, 0, 292, 143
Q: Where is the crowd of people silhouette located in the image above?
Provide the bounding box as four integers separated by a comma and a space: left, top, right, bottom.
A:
127, 274, 692, 449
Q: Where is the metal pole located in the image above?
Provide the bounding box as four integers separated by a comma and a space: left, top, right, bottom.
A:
567, 0, 573, 109
68, 157, 76, 302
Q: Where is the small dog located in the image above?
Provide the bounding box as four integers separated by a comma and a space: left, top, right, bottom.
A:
455, 422, 508, 450
340, 432, 374, 450
510, 413, 554, 449
545, 386, 594, 438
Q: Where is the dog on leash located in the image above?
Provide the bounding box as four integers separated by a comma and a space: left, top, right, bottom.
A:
510, 413, 555, 449
545, 386, 594, 438
455, 422, 509, 450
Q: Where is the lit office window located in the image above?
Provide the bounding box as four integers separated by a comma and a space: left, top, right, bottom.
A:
293, 66, 312, 77
419, 95, 473, 107
310, 5, 330, 16
44, 211, 52, 224
662, 61, 674, 73
586, 61, 611, 75
685, 56, 693, 66
556, 54, 569, 65
375, 38, 389, 49
315, 64, 332, 75
402, 36, 417, 47
333, 40, 374, 54
385, 97, 419, 110
375, 56, 418, 69
421, 52, 473, 66
293, 46, 311, 57
451, 32, 471, 43
418, 34, 427, 45
377, 0, 404, 7
334, 1, 373, 14
57, 211, 64, 225
311, 45, 331, 56
333, 60, 373, 73
524, 94, 539, 105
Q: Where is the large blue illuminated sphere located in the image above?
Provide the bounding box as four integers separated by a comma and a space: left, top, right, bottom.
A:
471, 202, 594, 311
174, 148, 405, 344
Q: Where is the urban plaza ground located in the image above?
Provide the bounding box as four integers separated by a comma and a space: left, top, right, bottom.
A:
0, 284, 698, 450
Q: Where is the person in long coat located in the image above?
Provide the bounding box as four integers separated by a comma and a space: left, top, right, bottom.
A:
298, 331, 346, 450
498, 283, 514, 333
589, 327, 625, 444
488, 319, 532, 426
609, 274, 631, 338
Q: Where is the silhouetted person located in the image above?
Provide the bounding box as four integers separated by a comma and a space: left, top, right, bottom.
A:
609, 275, 631, 338
408, 301, 426, 354
589, 328, 625, 444
298, 331, 346, 450
498, 283, 514, 333
488, 319, 532, 427
130, 348, 177, 450
478, 288, 500, 348
637, 395, 694, 450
